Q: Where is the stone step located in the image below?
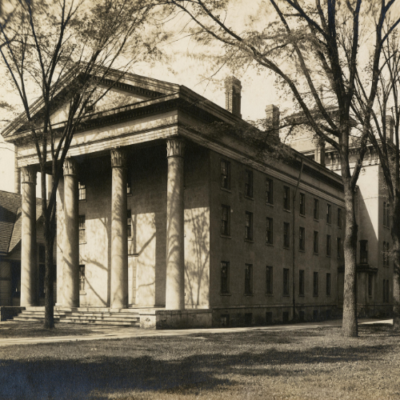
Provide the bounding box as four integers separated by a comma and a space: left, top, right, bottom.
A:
65, 316, 139, 322
13, 317, 62, 322
59, 319, 139, 327
68, 312, 139, 318
20, 311, 68, 316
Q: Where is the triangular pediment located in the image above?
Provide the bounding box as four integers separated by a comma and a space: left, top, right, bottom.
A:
1, 68, 180, 139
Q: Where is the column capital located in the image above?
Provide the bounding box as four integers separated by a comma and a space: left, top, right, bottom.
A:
63, 158, 77, 176
111, 148, 127, 168
21, 166, 36, 185
166, 138, 185, 158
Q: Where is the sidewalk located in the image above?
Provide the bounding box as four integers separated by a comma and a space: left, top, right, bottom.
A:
0, 318, 392, 347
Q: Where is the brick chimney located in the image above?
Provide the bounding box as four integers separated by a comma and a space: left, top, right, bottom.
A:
225, 76, 242, 118
265, 104, 280, 141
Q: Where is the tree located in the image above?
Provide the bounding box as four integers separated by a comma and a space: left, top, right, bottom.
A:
0, 0, 164, 328
353, 24, 400, 330
160, 0, 400, 336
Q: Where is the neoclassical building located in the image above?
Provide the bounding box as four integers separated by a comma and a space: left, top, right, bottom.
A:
1, 70, 388, 328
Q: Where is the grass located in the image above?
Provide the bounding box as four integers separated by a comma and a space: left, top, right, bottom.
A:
0, 323, 399, 399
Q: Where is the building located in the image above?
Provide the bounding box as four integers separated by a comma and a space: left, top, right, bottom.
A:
1, 70, 363, 328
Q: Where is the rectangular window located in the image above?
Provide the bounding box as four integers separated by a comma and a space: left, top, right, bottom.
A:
245, 170, 253, 197
384, 242, 390, 267
300, 193, 305, 215
283, 186, 291, 210
314, 199, 319, 220
245, 264, 253, 295
79, 215, 86, 243
266, 266, 273, 294
368, 274, 373, 297
38, 244, 45, 263
127, 210, 132, 239
283, 268, 290, 296
313, 231, 319, 254
221, 205, 230, 236
313, 272, 319, 297
283, 222, 290, 248
299, 227, 305, 251
221, 261, 229, 294
221, 160, 230, 189
299, 270, 305, 296
266, 178, 273, 204
327, 204, 332, 224
360, 240, 368, 264
79, 265, 85, 291
11, 261, 21, 298
245, 212, 253, 240
337, 237, 342, 259
326, 273, 331, 296
78, 182, 86, 200
266, 217, 273, 244
337, 208, 342, 228
383, 202, 390, 227
326, 235, 331, 257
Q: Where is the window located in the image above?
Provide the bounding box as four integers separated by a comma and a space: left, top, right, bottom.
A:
337, 208, 342, 228
245, 212, 253, 240
326, 235, 331, 257
127, 210, 132, 239
299, 227, 305, 251
11, 261, 21, 298
283, 186, 291, 210
327, 204, 332, 224
326, 273, 331, 296
266, 312, 273, 324
283, 268, 290, 296
245, 170, 253, 197
221, 160, 230, 190
300, 193, 306, 215
245, 313, 253, 326
221, 205, 230, 236
386, 242, 390, 266
78, 181, 86, 200
79, 265, 85, 291
313, 272, 319, 297
383, 242, 390, 267
383, 279, 389, 303
245, 264, 253, 295
221, 314, 230, 327
221, 261, 230, 294
282, 312, 289, 323
314, 199, 319, 220
38, 245, 45, 263
266, 218, 273, 244
368, 274, 373, 297
266, 266, 273, 294
299, 270, 305, 296
283, 222, 290, 248
300, 193, 305, 215
360, 240, 368, 264
313, 231, 319, 254
79, 215, 86, 243
266, 178, 273, 204
337, 237, 342, 259
383, 202, 390, 227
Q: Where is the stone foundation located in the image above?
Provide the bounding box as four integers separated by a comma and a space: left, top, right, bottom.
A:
139, 309, 212, 329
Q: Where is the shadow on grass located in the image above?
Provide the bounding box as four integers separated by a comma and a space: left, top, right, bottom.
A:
0, 338, 393, 399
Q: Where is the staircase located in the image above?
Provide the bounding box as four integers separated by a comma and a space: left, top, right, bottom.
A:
12, 307, 140, 327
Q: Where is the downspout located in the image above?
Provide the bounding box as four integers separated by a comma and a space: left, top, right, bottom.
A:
292, 159, 304, 321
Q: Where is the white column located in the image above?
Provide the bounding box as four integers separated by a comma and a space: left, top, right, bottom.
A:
110, 148, 128, 309
20, 166, 37, 306
165, 138, 185, 310
63, 158, 79, 307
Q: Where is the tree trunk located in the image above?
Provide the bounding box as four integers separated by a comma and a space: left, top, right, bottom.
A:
391, 196, 400, 331
342, 183, 358, 337
41, 171, 55, 329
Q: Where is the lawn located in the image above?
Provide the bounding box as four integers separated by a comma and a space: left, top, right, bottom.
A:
0, 323, 399, 400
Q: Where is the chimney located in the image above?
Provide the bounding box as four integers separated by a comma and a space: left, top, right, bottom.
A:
385, 115, 394, 142
225, 76, 242, 118
314, 138, 326, 167
265, 104, 280, 141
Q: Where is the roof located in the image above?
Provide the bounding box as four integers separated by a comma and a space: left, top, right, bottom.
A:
0, 190, 43, 255
0, 191, 21, 255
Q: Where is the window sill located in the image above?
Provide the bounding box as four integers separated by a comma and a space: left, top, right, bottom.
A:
300, 214, 306, 218
313, 219, 319, 222
244, 239, 254, 243
244, 293, 254, 297
266, 243, 274, 247
220, 293, 231, 296
266, 202, 274, 207
220, 234, 231, 239
220, 187, 231, 193
283, 209, 291, 213
79, 242, 87, 245
244, 195, 254, 201
79, 199, 87, 202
